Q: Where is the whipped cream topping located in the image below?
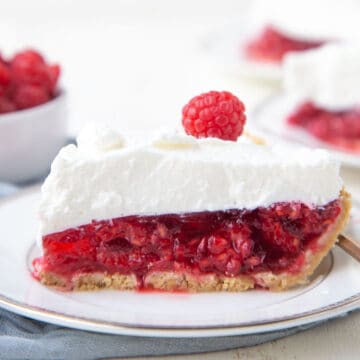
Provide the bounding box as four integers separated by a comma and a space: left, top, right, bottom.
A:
38, 125, 342, 236
283, 43, 360, 111
249, 0, 360, 41
77, 123, 125, 152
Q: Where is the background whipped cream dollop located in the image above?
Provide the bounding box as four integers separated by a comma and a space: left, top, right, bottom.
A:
38, 125, 343, 236
283, 43, 360, 111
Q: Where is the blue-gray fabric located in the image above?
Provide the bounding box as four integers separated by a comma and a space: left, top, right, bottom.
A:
0, 182, 344, 359
0, 307, 321, 360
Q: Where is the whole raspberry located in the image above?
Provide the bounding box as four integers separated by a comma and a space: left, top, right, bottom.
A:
0, 97, 16, 114
13, 84, 49, 110
182, 91, 246, 141
12, 49, 45, 66
11, 56, 52, 90
48, 64, 61, 93
0, 62, 10, 86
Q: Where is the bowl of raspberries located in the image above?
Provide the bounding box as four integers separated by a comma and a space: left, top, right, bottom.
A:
0, 49, 67, 183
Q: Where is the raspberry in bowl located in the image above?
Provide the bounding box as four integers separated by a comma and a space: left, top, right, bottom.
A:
0, 49, 67, 183
33, 91, 351, 292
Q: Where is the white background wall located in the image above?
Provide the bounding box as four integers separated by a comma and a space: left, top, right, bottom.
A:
0, 0, 274, 135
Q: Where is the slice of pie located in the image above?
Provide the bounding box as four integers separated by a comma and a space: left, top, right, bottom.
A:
33, 91, 351, 292
284, 44, 360, 153
242, 0, 351, 64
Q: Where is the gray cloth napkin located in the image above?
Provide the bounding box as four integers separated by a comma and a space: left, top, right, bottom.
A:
0, 182, 341, 359
0, 307, 321, 360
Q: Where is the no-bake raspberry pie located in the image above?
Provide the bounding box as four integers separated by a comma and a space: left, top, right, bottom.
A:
33, 91, 351, 292
242, 0, 348, 65
284, 44, 360, 153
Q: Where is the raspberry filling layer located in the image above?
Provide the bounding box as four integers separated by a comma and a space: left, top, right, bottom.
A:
287, 102, 360, 153
34, 199, 341, 289
245, 26, 325, 63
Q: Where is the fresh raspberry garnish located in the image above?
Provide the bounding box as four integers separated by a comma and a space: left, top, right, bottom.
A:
182, 91, 246, 141
13, 84, 50, 109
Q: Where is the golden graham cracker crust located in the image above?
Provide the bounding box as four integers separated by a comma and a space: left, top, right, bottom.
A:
39, 190, 351, 292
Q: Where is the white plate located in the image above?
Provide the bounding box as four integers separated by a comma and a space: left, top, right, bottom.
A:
0, 188, 359, 338
203, 23, 282, 82
251, 94, 360, 169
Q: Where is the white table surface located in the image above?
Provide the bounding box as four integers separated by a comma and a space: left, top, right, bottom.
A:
1, 1, 360, 358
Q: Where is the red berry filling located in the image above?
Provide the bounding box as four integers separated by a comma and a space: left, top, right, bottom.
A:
34, 199, 341, 289
287, 102, 360, 153
245, 26, 325, 63
0, 49, 60, 114
182, 91, 246, 141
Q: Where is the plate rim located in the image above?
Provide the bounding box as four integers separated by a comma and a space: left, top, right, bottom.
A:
0, 186, 359, 338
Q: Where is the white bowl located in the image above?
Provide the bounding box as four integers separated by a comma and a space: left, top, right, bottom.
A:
0, 92, 67, 183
